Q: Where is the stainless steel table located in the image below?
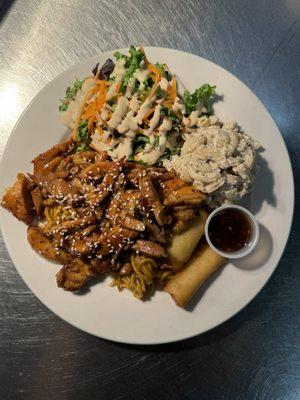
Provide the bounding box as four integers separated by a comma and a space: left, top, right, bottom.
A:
0, 1, 299, 399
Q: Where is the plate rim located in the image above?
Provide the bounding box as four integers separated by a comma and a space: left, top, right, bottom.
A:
0, 46, 295, 345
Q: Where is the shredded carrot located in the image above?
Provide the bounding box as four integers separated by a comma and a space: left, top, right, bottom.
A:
167, 77, 177, 102
145, 75, 161, 102
142, 107, 155, 121
81, 80, 107, 123
71, 130, 77, 140
163, 101, 173, 109
140, 46, 162, 79
88, 117, 96, 131
146, 61, 162, 77
74, 84, 99, 132
115, 82, 121, 94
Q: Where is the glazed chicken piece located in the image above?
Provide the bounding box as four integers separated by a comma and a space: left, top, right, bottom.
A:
71, 177, 95, 194
138, 173, 166, 226
96, 226, 138, 258
132, 240, 167, 258
143, 221, 167, 244
31, 156, 64, 190
46, 215, 96, 236
172, 208, 197, 233
84, 162, 122, 206
160, 178, 186, 193
125, 168, 144, 187
125, 165, 174, 186
49, 178, 80, 202
32, 139, 74, 174
90, 258, 111, 273
122, 190, 141, 212
116, 189, 145, 231
27, 226, 72, 264
1, 173, 34, 225
77, 161, 113, 181
52, 224, 97, 250
106, 192, 123, 223
73, 150, 100, 163
146, 167, 175, 182
103, 173, 126, 223
119, 209, 145, 232
68, 225, 138, 258
56, 259, 95, 291
32, 153, 81, 204
162, 178, 206, 206
67, 232, 102, 257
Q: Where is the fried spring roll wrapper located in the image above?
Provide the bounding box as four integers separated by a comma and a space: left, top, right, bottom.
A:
164, 243, 227, 308
167, 209, 208, 270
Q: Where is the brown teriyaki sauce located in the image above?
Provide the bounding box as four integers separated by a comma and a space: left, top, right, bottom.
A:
208, 209, 252, 253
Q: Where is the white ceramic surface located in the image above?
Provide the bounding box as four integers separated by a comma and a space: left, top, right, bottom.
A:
0, 47, 294, 344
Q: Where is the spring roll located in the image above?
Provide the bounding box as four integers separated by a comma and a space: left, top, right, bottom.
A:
164, 243, 227, 308
167, 209, 208, 270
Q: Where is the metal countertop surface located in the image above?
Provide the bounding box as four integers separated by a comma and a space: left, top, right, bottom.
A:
0, 1, 299, 399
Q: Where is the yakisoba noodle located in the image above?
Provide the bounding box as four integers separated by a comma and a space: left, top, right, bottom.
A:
110, 254, 174, 299
44, 205, 75, 226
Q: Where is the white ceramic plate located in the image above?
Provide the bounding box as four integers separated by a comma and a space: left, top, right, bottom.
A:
0, 47, 294, 345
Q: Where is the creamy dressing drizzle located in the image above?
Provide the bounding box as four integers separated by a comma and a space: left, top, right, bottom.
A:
106, 59, 126, 101
60, 77, 97, 129
62, 54, 196, 165
108, 96, 129, 129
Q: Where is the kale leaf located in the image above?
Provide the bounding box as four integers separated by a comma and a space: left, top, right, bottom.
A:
77, 120, 89, 142
154, 63, 165, 75
59, 78, 83, 112
153, 136, 160, 148
114, 51, 127, 61
75, 143, 90, 152
160, 107, 181, 132
144, 75, 154, 89
114, 46, 144, 94
183, 84, 216, 116
132, 134, 150, 155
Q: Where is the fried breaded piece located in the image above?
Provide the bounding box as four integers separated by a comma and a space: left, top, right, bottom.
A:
1, 173, 34, 225
56, 259, 95, 291
27, 226, 72, 264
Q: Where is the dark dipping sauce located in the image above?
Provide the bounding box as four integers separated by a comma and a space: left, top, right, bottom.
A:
208, 209, 252, 253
